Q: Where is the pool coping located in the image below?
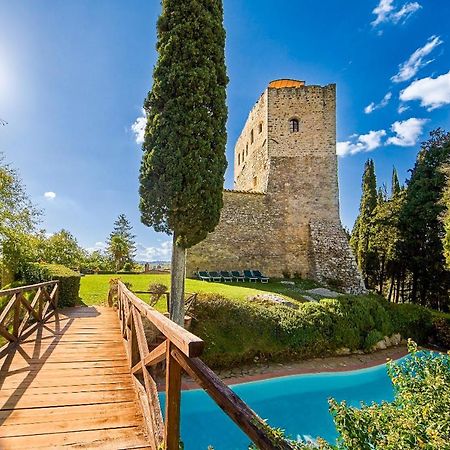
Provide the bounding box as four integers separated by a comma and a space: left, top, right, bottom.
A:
177, 345, 409, 391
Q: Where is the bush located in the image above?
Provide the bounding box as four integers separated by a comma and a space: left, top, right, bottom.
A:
432, 317, 450, 348
389, 303, 433, 343
190, 293, 436, 369
21, 263, 81, 307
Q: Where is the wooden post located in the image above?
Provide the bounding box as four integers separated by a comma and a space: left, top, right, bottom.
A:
130, 307, 140, 369
164, 342, 182, 450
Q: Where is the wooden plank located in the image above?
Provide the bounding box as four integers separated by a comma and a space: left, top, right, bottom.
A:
171, 348, 293, 450
0, 426, 147, 449
0, 387, 136, 410
119, 282, 204, 357
164, 342, 182, 450
0, 295, 17, 325
0, 401, 138, 424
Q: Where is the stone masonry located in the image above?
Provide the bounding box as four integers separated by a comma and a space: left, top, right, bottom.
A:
187, 79, 366, 293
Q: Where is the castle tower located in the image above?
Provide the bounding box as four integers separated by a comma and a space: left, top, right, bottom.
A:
187, 79, 365, 293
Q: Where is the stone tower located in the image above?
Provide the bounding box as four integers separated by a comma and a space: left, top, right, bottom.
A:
187, 79, 365, 293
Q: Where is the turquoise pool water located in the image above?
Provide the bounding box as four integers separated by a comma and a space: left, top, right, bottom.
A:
161, 362, 395, 449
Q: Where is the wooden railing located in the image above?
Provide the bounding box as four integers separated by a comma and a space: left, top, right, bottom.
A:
115, 281, 293, 450
0, 281, 59, 349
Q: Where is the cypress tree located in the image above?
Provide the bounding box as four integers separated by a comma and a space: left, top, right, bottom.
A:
350, 159, 377, 285
391, 167, 401, 198
139, 0, 228, 324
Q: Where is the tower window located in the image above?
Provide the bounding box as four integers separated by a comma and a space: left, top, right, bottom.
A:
253, 176, 258, 188
246, 143, 248, 156
250, 129, 254, 144
289, 118, 300, 133
238, 153, 240, 165
242, 151, 245, 162
259, 122, 263, 133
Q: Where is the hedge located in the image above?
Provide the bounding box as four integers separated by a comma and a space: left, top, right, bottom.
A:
190, 293, 436, 369
21, 263, 81, 307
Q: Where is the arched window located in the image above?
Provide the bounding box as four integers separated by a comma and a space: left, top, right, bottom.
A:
289, 118, 299, 133
250, 129, 254, 144
259, 122, 263, 134
238, 153, 241, 165
246, 143, 248, 156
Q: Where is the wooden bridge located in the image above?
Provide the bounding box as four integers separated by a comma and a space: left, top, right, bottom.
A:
0, 281, 292, 449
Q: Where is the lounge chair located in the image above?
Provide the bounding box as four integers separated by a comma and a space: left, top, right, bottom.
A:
198, 271, 211, 282
231, 271, 245, 282
220, 271, 233, 282
208, 271, 223, 282
252, 270, 270, 283
243, 270, 258, 283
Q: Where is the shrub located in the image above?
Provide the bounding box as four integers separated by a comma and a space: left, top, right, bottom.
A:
432, 317, 450, 348
190, 293, 417, 369
21, 263, 81, 307
389, 303, 433, 343
148, 283, 168, 306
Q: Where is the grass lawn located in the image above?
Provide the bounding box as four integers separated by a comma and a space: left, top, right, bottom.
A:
79, 273, 319, 310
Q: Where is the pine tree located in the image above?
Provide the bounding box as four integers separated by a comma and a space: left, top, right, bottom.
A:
107, 214, 136, 268
139, 0, 228, 325
350, 159, 377, 286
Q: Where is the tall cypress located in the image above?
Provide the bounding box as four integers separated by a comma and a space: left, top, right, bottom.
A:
391, 167, 401, 198
139, 0, 228, 324
350, 159, 377, 285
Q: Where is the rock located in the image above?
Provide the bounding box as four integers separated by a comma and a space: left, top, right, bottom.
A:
335, 347, 351, 356
280, 281, 295, 285
306, 287, 341, 298
302, 295, 317, 302
390, 333, 401, 346
247, 294, 299, 309
372, 339, 387, 351
384, 336, 391, 347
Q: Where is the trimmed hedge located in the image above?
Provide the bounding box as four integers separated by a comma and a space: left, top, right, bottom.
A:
190, 293, 436, 369
21, 263, 81, 307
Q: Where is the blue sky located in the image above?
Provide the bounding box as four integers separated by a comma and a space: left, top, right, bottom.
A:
1, 0, 449, 261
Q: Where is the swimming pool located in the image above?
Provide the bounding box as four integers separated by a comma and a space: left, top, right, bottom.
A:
160, 362, 395, 449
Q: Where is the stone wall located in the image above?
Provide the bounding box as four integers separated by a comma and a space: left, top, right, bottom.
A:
309, 220, 366, 294
234, 91, 269, 192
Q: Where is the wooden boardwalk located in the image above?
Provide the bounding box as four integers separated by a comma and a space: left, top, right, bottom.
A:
0, 306, 149, 449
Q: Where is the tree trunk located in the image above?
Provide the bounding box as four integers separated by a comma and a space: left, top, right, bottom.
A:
170, 234, 186, 326
388, 272, 395, 302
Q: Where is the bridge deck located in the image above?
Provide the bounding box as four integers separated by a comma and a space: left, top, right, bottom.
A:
0, 306, 149, 449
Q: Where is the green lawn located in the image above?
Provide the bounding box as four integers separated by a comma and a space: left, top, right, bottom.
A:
79, 273, 319, 310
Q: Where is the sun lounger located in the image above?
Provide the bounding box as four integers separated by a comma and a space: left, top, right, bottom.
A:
252, 270, 269, 283
198, 271, 211, 282
208, 271, 223, 282
231, 271, 245, 282
243, 270, 258, 283
220, 271, 233, 282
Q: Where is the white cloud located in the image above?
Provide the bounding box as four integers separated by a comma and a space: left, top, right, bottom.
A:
391, 35, 443, 83
399, 71, 450, 110
398, 104, 409, 114
372, 0, 421, 27
136, 241, 172, 261
364, 92, 392, 114
86, 241, 107, 253
337, 130, 386, 157
386, 118, 428, 146
44, 191, 56, 200
131, 109, 146, 144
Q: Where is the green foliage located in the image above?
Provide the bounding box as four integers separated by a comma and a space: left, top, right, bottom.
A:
330, 341, 450, 449
389, 303, 433, 343
350, 159, 377, 284
107, 214, 136, 268
21, 263, 81, 307
41, 229, 87, 268
139, 0, 228, 249
189, 293, 425, 369
399, 128, 450, 309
